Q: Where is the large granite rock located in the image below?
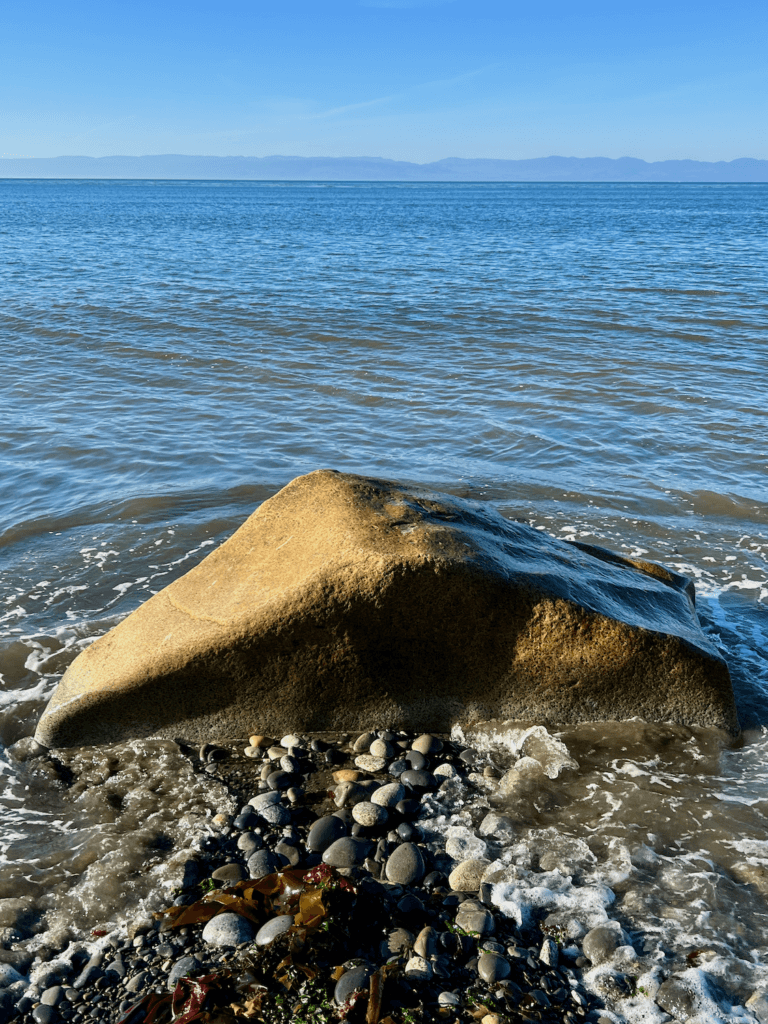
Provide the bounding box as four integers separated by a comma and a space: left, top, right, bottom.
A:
35, 470, 738, 747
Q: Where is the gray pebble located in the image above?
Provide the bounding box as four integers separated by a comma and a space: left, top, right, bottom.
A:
583, 922, 625, 965
405, 956, 432, 981
259, 802, 291, 827
32, 1005, 57, 1024
354, 754, 386, 772
41, 986, 64, 1006
352, 801, 388, 828
370, 739, 396, 758
455, 902, 495, 936
237, 832, 263, 856
246, 848, 282, 879
279, 755, 301, 773
202, 913, 256, 948
125, 971, 148, 994
249, 791, 282, 810
274, 841, 301, 867
371, 782, 406, 808
167, 956, 202, 990
307, 814, 348, 853
322, 837, 374, 868
211, 863, 246, 884
412, 734, 443, 755
388, 759, 408, 777
400, 769, 436, 790
478, 951, 510, 984
353, 732, 375, 753
414, 926, 438, 958
405, 750, 427, 770
334, 964, 374, 1005
254, 915, 294, 946
267, 770, 296, 791
385, 842, 425, 885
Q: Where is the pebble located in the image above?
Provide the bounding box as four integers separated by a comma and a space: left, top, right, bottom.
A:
40, 986, 64, 1006
433, 762, 458, 778
254, 915, 294, 946
405, 750, 427, 770
249, 790, 281, 810
456, 902, 495, 936
583, 922, 625, 964
353, 732, 376, 752
412, 734, 443, 755
332, 769, 360, 782
211, 862, 245, 884
280, 734, 302, 749
243, 745, 261, 758
400, 768, 436, 790
166, 956, 201, 990
274, 840, 301, 866
382, 927, 414, 956
385, 842, 425, 885
448, 858, 491, 891
414, 926, 438, 958
279, 755, 301, 773
322, 836, 374, 867
388, 759, 408, 777
370, 738, 396, 758
32, 1005, 57, 1024
405, 955, 432, 981
267, 770, 296, 791
370, 781, 406, 808
438, 991, 460, 1006
237, 832, 262, 855
307, 813, 348, 852
246, 848, 282, 879
478, 951, 510, 983
248, 734, 267, 747
259, 802, 291, 827
334, 964, 373, 1005
351, 801, 388, 827
202, 912, 256, 947
354, 754, 386, 772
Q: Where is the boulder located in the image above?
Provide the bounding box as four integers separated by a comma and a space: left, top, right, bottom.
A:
34, 470, 738, 747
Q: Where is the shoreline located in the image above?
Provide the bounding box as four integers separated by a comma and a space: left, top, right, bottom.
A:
3, 727, 764, 1024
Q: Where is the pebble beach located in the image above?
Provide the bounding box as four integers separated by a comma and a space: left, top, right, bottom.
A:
2, 725, 765, 1024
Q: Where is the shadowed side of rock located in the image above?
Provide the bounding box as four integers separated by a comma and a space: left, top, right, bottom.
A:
34, 470, 738, 747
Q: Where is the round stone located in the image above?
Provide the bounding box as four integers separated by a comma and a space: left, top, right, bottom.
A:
246, 848, 282, 879
381, 927, 414, 957
355, 754, 386, 772
388, 759, 408, 777
400, 769, 436, 790
352, 801, 388, 828
211, 863, 246, 884
40, 987, 64, 1007
259, 802, 291, 827
237, 832, 262, 855
370, 739, 395, 758
414, 926, 438, 958
438, 992, 460, 1007
275, 841, 301, 866
478, 951, 510, 984
353, 732, 376, 752
202, 913, 256, 947
307, 814, 348, 853
448, 858, 491, 892
334, 964, 374, 1005
412, 734, 443, 755
332, 769, 360, 783
32, 1006, 57, 1024
322, 836, 374, 868
280, 734, 303, 749
456, 902, 495, 936
404, 956, 432, 981
433, 762, 458, 778
254, 915, 294, 946
280, 755, 301, 773
249, 790, 281, 810
371, 782, 406, 808
167, 956, 202, 990
385, 842, 425, 885
243, 745, 261, 758
267, 770, 296, 791
405, 750, 427, 770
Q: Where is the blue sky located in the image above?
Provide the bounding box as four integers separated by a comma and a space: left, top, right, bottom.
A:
2, 0, 766, 162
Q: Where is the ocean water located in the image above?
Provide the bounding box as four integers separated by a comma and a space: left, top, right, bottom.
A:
1, 181, 767, 1001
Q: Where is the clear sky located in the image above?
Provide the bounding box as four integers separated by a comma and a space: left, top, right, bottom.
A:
2, 0, 766, 163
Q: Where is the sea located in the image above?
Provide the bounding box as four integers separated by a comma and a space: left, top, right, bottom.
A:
1, 180, 767, 1010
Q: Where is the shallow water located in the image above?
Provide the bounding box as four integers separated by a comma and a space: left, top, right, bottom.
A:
1, 181, 767, 987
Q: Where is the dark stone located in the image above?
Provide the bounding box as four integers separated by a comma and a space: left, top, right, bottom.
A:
405, 750, 427, 770
334, 964, 374, 1006
385, 842, 426, 885
322, 837, 374, 868
400, 769, 436, 791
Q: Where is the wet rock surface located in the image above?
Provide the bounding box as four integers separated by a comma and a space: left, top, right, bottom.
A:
35, 471, 737, 748
3, 727, 762, 1024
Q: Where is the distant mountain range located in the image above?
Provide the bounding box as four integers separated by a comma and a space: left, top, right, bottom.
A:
1, 154, 767, 182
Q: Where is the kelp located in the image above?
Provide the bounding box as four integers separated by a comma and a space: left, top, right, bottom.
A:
158, 868, 310, 931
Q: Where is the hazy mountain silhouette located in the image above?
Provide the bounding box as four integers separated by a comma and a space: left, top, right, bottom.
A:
1, 154, 767, 181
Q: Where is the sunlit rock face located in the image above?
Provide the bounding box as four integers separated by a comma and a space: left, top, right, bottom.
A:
35, 470, 738, 746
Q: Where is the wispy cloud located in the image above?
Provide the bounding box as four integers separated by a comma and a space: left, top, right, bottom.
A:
313, 94, 401, 119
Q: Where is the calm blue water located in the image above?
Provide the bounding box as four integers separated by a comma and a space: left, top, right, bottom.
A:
1, 181, 767, 972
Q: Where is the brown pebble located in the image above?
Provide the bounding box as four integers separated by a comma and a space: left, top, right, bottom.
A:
333, 769, 360, 782
249, 734, 268, 747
